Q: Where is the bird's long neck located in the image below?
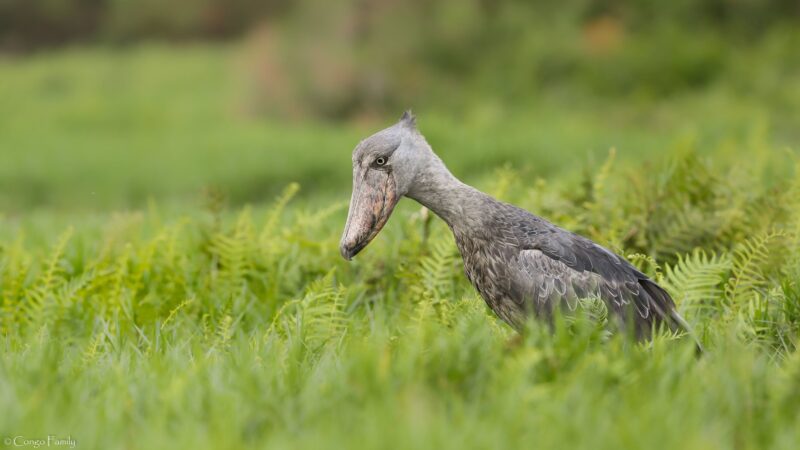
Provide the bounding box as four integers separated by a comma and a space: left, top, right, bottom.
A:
405, 158, 492, 231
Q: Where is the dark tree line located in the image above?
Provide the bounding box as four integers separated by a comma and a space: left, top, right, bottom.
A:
1, 0, 798, 52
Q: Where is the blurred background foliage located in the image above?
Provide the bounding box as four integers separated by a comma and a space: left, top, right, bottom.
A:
2, 0, 800, 117
0, 0, 799, 210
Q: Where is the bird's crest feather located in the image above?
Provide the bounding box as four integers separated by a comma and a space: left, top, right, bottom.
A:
400, 110, 416, 128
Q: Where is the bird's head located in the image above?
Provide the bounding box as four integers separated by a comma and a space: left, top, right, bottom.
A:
339, 110, 432, 260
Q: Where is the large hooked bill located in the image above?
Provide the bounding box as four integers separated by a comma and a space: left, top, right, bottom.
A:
339, 167, 398, 260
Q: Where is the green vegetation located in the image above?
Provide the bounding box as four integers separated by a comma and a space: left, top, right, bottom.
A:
2, 39, 800, 449
2, 37, 799, 212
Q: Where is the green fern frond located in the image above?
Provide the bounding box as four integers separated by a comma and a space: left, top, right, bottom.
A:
82, 333, 105, 365
19, 228, 74, 329
627, 253, 663, 281
268, 270, 348, 352
417, 236, 459, 301
647, 205, 719, 259
303, 271, 346, 346
215, 314, 234, 349
260, 182, 300, 241
301, 282, 347, 351
161, 297, 193, 331
209, 207, 256, 293
296, 201, 349, 231
37, 227, 73, 294
662, 249, 732, 318
110, 243, 131, 307
725, 230, 785, 307
0, 235, 31, 334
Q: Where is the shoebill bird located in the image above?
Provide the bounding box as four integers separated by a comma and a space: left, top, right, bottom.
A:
340, 111, 697, 344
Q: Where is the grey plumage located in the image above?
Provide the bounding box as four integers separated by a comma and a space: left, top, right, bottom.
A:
452, 200, 682, 337
341, 111, 695, 343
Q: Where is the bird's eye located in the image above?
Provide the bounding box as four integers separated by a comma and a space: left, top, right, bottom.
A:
375, 157, 387, 166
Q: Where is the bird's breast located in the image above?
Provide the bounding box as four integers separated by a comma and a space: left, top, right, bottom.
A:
454, 233, 524, 324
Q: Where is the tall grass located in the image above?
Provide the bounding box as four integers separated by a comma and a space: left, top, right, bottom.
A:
2, 141, 800, 449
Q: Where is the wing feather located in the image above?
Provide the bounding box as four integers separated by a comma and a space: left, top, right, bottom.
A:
511, 238, 678, 337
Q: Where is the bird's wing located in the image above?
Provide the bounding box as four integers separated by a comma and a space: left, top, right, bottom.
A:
509, 229, 679, 335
